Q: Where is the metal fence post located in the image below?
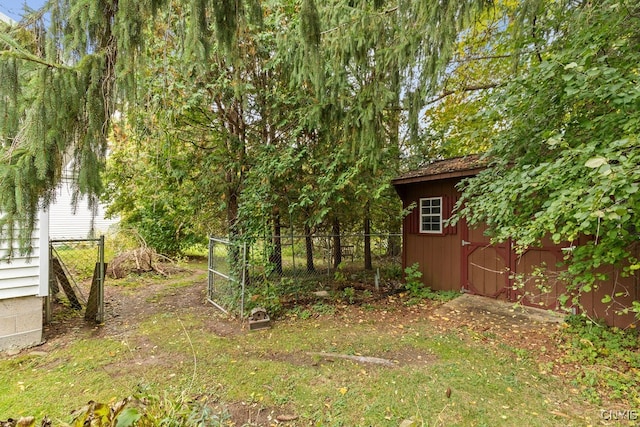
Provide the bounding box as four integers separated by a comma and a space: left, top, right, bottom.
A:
240, 241, 247, 318
208, 237, 214, 300
290, 233, 296, 271
46, 243, 52, 323
98, 235, 105, 323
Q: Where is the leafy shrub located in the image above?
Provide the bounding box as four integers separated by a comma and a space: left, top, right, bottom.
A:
342, 287, 356, 304
403, 263, 424, 295
333, 263, 348, 283
403, 263, 459, 304
559, 315, 640, 403
246, 281, 284, 318
311, 302, 336, 315
0, 394, 230, 427
382, 263, 403, 280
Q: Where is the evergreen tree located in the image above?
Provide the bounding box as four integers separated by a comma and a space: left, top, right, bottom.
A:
1, 0, 489, 253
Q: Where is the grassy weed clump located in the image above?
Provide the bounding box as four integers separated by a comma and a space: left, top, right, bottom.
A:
559, 315, 640, 404
403, 263, 460, 304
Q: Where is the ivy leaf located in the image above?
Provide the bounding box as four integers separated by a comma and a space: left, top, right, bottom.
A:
115, 408, 143, 427
584, 157, 608, 168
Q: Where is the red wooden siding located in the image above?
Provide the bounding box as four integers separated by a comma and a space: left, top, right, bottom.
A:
394, 171, 639, 328
400, 178, 462, 292
579, 264, 639, 328
513, 246, 567, 310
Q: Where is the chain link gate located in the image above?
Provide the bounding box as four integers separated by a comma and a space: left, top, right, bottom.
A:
47, 236, 106, 324
207, 237, 247, 317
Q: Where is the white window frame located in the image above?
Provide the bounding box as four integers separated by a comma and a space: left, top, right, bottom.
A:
419, 197, 443, 234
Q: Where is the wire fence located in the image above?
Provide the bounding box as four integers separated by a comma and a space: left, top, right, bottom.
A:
208, 233, 402, 317
207, 237, 247, 317
47, 237, 106, 324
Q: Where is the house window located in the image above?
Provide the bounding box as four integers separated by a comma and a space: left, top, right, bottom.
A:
420, 197, 443, 233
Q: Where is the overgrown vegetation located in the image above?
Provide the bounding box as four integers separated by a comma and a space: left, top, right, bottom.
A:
2, 0, 638, 316
558, 315, 640, 405
242, 261, 460, 320
403, 263, 460, 305
0, 394, 230, 427
455, 0, 640, 317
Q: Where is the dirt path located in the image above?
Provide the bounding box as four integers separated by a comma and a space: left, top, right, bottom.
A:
42, 267, 572, 371
43, 267, 239, 348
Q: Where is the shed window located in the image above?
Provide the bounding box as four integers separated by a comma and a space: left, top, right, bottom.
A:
420, 197, 443, 233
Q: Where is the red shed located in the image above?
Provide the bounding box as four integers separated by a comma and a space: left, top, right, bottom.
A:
392, 155, 639, 328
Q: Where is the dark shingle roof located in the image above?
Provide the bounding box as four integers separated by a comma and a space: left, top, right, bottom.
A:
392, 154, 487, 185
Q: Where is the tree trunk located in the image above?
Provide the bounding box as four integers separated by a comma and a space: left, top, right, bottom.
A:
364, 201, 372, 270
269, 209, 283, 276
226, 185, 249, 285
227, 186, 240, 263
385, 66, 403, 260
304, 223, 315, 273
332, 217, 342, 269
387, 234, 401, 257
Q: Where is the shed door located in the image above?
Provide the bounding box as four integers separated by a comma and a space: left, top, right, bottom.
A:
461, 221, 512, 299
512, 241, 566, 310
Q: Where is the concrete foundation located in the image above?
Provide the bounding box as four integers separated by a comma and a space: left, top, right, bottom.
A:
0, 296, 43, 352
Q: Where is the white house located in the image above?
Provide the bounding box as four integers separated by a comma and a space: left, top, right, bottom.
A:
0, 178, 118, 352
0, 210, 49, 351
0, 4, 48, 353
0, 14, 117, 351
0, 176, 116, 352
0, 11, 13, 23
48, 173, 119, 240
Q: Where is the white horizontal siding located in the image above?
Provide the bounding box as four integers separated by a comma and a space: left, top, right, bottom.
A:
0, 285, 41, 300
0, 11, 16, 24
0, 243, 41, 259
49, 177, 119, 239
0, 261, 39, 281
0, 274, 39, 290
0, 209, 48, 299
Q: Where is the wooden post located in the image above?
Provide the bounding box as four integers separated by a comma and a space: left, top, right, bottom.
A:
85, 261, 108, 322
51, 257, 82, 310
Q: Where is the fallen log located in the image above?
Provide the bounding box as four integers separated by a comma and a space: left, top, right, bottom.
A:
308, 352, 397, 367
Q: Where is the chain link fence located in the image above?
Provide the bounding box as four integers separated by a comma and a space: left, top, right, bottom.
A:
47, 237, 106, 324
248, 233, 402, 280
208, 233, 402, 317
207, 237, 247, 317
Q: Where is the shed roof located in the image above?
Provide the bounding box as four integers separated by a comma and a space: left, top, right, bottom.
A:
392, 154, 487, 185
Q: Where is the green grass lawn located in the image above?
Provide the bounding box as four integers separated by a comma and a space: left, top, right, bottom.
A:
0, 266, 634, 426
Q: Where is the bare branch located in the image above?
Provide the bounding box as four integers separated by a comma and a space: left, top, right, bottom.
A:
426, 82, 505, 105
451, 53, 515, 64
